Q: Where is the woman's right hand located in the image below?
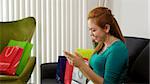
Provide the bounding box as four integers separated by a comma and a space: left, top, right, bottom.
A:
64, 51, 85, 68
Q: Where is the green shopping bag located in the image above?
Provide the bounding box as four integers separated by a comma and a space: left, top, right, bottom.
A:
7, 40, 33, 76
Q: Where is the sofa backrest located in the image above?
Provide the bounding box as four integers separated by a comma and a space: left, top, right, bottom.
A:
130, 42, 149, 83
41, 63, 58, 79
125, 37, 149, 68
124, 37, 149, 83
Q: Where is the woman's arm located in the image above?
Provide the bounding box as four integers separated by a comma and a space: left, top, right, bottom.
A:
64, 51, 104, 84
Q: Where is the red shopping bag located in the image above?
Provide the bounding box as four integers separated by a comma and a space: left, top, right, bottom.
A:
5, 48, 23, 75
64, 61, 73, 84
0, 46, 19, 72
64, 59, 88, 84
0, 46, 23, 75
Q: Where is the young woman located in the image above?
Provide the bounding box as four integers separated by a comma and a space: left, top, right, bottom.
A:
64, 7, 128, 84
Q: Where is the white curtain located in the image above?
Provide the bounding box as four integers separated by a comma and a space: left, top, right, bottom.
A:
0, 0, 93, 84
98, 0, 111, 8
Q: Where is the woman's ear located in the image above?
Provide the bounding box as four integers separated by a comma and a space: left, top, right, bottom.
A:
103, 24, 110, 33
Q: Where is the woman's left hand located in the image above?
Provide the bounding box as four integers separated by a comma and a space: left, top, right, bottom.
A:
64, 51, 85, 68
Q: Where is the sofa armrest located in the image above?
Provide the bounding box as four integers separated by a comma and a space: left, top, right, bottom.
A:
41, 62, 57, 80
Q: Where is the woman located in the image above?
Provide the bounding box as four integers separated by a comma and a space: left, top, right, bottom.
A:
64, 7, 128, 84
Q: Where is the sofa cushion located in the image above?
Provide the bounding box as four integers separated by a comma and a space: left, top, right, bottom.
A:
130, 42, 149, 83
42, 79, 58, 84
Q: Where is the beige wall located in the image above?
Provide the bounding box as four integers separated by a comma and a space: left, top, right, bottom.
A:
88, 0, 149, 39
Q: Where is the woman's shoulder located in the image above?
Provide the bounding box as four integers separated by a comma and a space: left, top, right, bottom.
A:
110, 40, 127, 49
108, 40, 128, 55
107, 40, 128, 61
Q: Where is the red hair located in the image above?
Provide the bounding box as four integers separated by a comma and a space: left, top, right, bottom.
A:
88, 7, 125, 53
88, 7, 125, 43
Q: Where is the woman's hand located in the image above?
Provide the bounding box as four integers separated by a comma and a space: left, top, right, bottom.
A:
64, 51, 85, 68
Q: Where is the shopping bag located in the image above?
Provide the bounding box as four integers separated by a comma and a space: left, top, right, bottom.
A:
71, 67, 87, 84
7, 40, 33, 75
0, 46, 23, 75
76, 48, 94, 60
71, 58, 88, 84
64, 61, 74, 84
0, 46, 19, 72
5, 47, 23, 75
56, 56, 67, 84
64, 58, 88, 84
64, 49, 93, 84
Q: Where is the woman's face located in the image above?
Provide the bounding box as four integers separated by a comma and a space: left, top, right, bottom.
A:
88, 19, 106, 43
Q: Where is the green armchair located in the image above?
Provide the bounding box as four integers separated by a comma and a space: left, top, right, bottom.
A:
0, 17, 36, 84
